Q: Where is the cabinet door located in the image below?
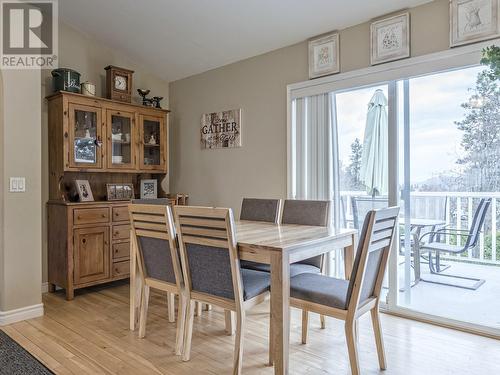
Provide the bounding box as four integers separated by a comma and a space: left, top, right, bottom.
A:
68, 103, 103, 169
73, 227, 110, 285
106, 109, 136, 170
139, 114, 167, 172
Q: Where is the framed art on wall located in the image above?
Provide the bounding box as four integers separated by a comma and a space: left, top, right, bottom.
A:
450, 0, 500, 47
308, 32, 340, 79
371, 13, 410, 65
201, 109, 241, 149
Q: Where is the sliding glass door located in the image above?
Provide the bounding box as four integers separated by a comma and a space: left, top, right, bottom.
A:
289, 50, 500, 335
397, 65, 500, 330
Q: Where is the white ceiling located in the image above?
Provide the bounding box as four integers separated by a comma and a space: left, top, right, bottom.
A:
60, 0, 432, 82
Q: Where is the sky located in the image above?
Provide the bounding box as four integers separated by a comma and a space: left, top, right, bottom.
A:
335, 65, 485, 185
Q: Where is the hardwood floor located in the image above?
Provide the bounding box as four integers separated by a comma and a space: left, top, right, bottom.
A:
2, 281, 500, 374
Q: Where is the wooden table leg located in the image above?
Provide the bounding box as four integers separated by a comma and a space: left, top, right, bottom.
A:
344, 233, 357, 280
270, 252, 290, 375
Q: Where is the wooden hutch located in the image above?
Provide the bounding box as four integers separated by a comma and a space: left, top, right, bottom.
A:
46, 91, 170, 300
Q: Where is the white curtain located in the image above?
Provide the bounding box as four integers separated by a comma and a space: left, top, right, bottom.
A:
291, 93, 343, 276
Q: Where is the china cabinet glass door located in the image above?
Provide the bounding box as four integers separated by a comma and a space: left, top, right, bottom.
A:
107, 110, 135, 169
68, 103, 102, 169
139, 114, 166, 171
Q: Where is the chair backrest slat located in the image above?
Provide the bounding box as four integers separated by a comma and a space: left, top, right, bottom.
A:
181, 234, 229, 249
347, 207, 399, 312
465, 198, 491, 249
135, 229, 170, 240
240, 198, 281, 223
174, 206, 243, 306
129, 201, 182, 288
131, 213, 167, 224
179, 216, 227, 228
181, 226, 228, 239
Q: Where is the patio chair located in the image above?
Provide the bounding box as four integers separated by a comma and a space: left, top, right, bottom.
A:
290, 207, 400, 375
418, 198, 491, 290
173, 206, 271, 374
128, 199, 186, 355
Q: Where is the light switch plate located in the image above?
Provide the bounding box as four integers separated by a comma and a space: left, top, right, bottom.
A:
9, 177, 26, 192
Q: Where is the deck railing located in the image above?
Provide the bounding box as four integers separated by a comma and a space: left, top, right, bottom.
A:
340, 190, 500, 265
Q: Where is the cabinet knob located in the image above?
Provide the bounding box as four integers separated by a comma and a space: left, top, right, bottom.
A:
101, 214, 106, 218
82, 238, 86, 244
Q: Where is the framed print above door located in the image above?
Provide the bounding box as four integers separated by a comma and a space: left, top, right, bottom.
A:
371, 13, 410, 65
308, 32, 340, 79
450, 0, 500, 47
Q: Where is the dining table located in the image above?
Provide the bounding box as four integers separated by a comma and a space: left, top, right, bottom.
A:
129, 220, 358, 375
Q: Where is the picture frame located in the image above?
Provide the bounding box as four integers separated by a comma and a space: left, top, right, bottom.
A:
140, 179, 158, 199
106, 183, 134, 201
308, 32, 340, 79
370, 13, 410, 65
201, 109, 242, 149
74, 180, 94, 202
450, 0, 500, 47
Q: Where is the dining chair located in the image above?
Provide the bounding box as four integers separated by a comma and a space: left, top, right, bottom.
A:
240, 197, 281, 222
289, 206, 399, 375
282, 199, 330, 327
240, 198, 322, 277
174, 206, 271, 374
129, 200, 186, 355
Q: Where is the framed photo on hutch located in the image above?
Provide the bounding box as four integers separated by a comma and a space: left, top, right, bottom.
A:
140, 179, 158, 199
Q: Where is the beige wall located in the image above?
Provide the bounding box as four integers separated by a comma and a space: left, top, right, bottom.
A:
40, 22, 169, 282
0, 70, 43, 311
169, 0, 450, 216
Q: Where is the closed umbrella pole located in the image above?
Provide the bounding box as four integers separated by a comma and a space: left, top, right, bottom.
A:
360, 89, 388, 197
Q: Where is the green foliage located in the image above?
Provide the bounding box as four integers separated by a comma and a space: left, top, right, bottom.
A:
348, 138, 363, 188
481, 45, 500, 80
455, 70, 500, 191
483, 232, 500, 260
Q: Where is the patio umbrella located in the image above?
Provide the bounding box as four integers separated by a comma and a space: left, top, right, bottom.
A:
360, 89, 388, 196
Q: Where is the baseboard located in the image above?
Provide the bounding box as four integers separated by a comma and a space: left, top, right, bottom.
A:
0, 303, 44, 326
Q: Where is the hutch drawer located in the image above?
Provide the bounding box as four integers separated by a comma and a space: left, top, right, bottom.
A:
113, 260, 130, 278
113, 242, 130, 260
112, 224, 130, 240
112, 206, 129, 222
74, 207, 110, 225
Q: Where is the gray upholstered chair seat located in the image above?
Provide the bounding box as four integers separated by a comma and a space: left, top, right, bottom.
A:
241, 268, 271, 300
290, 273, 349, 310
240, 260, 320, 277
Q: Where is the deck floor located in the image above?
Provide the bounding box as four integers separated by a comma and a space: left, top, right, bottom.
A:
1, 282, 500, 374
393, 258, 500, 329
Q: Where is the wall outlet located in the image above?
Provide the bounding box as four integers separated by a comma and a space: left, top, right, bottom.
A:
9, 177, 26, 192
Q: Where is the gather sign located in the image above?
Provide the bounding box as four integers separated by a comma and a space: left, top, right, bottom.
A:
201, 109, 241, 149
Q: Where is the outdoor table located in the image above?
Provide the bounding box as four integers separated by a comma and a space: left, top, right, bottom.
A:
399, 217, 446, 284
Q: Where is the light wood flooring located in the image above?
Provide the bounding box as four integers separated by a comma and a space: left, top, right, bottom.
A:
2, 281, 500, 374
